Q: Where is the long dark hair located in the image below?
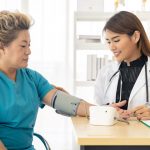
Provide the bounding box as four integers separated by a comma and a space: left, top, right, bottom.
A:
103, 11, 150, 56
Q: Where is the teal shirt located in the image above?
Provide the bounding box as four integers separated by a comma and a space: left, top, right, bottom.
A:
0, 68, 54, 150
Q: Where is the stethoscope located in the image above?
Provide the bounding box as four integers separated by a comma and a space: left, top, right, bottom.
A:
145, 63, 149, 103
107, 62, 149, 103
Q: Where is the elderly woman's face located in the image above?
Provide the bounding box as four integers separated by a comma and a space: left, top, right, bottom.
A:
2, 30, 31, 69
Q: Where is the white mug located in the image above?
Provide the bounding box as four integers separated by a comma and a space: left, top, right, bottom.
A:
89, 105, 118, 126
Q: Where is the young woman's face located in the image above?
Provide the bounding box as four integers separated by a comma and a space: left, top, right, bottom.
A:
105, 29, 141, 63
3, 30, 31, 69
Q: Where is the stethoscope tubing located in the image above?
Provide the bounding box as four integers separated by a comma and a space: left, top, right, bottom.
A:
106, 62, 149, 103
145, 63, 149, 103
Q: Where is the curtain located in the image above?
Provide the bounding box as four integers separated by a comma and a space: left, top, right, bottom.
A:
28, 0, 74, 150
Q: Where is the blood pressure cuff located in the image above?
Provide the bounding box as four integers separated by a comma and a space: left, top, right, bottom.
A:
51, 90, 81, 116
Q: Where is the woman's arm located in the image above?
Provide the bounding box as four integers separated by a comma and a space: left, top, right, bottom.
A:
75, 100, 92, 116
0, 141, 7, 150
42, 89, 93, 117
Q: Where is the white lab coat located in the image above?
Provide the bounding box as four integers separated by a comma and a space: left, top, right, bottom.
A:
94, 57, 150, 109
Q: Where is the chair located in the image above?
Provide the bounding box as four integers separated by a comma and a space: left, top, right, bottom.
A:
33, 133, 51, 150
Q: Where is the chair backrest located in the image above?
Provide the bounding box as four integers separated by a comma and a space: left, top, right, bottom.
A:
33, 133, 51, 150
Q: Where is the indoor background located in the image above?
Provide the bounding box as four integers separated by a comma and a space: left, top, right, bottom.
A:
1, 0, 150, 150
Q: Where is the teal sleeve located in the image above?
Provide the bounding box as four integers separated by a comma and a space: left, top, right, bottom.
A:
26, 69, 54, 108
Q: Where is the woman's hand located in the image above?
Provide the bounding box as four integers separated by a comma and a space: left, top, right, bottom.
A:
111, 100, 131, 119
52, 84, 69, 94
0, 141, 7, 150
117, 108, 131, 119
130, 105, 150, 120
111, 100, 127, 109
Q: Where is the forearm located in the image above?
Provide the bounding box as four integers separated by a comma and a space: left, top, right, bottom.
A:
76, 100, 92, 117
48, 90, 93, 117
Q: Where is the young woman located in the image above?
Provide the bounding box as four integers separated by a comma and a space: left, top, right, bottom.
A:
95, 11, 150, 120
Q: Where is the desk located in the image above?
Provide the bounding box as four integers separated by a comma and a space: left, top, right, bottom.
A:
71, 117, 150, 150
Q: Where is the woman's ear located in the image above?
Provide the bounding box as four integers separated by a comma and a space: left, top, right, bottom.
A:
132, 30, 140, 43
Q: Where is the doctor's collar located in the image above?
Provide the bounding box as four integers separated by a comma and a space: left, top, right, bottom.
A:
121, 55, 147, 68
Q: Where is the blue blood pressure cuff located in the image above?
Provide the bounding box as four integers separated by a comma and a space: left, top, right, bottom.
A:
51, 90, 81, 116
